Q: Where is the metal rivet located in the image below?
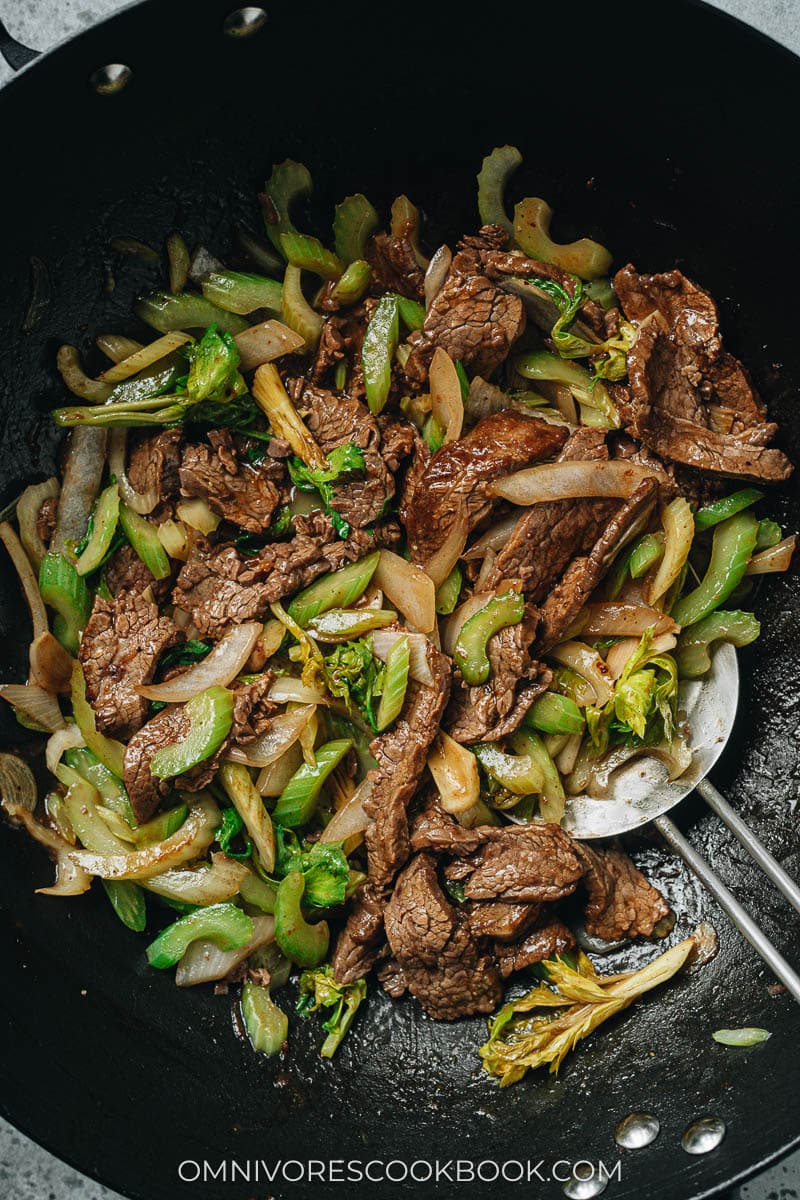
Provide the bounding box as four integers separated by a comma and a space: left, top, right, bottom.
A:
615, 1112, 660, 1149
681, 1116, 727, 1155
562, 1165, 609, 1199
223, 7, 268, 37
89, 64, 133, 94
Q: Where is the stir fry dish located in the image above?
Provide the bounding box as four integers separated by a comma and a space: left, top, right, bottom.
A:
0, 146, 794, 1082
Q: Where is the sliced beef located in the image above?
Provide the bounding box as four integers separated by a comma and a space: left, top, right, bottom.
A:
179, 430, 282, 532
331, 883, 387, 985
303, 387, 395, 528
366, 232, 424, 299
173, 514, 400, 637
127, 429, 183, 507
465, 899, 541, 942
458, 825, 586, 903
312, 304, 369, 394
536, 476, 658, 652
404, 227, 526, 382
231, 672, 276, 743
79, 592, 180, 740
376, 416, 420, 474
495, 911, 576, 978
383, 854, 502, 1020
576, 843, 669, 940
104, 543, 171, 601
616, 265, 792, 483
445, 607, 552, 744
401, 411, 568, 568
483, 250, 607, 336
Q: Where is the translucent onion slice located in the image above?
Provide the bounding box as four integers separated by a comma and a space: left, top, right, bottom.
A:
225, 705, 316, 768
16, 477, 60, 569
143, 852, 248, 905
427, 731, 480, 814
234, 319, 305, 371
0, 521, 48, 641
424, 245, 451, 308
45, 724, 86, 775
463, 511, 521, 561
371, 631, 434, 685
490, 461, 657, 506
442, 591, 494, 656
109, 428, 158, 515
474, 548, 497, 592
3, 803, 93, 896
175, 914, 276, 988
373, 550, 436, 632
419, 503, 469, 590
429, 348, 464, 445
574, 603, 677, 638
0, 683, 64, 732
29, 632, 74, 695
547, 641, 613, 706
268, 677, 326, 705
65, 794, 219, 880
745, 535, 797, 575
137, 623, 262, 701
257, 741, 303, 796
0, 753, 37, 812
98, 331, 191, 383
176, 498, 221, 534
642, 497, 694, 607
319, 777, 374, 844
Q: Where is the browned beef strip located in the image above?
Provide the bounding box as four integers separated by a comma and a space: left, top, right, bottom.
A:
383, 853, 502, 1020
303, 387, 395, 528
179, 430, 282, 532
127, 429, 183, 506
104, 543, 172, 601
459, 825, 586, 903
376, 416, 420, 474
483, 250, 607, 335
576, 843, 669, 940
536, 476, 659, 652
465, 899, 541, 942
494, 911, 576, 978
331, 883, 387, 985
445, 608, 552, 744
172, 515, 400, 637
312, 303, 369, 395
79, 592, 180, 740
401, 411, 568, 567
366, 232, 425, 299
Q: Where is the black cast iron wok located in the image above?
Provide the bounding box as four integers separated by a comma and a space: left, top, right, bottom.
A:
0, 2, 798, 1198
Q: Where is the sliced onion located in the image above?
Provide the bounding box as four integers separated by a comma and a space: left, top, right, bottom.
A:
576, 739, 693, 798
257, 741, 303, 796
157, 519, 190, 560
0, 521, 48, 641
419, 501, 469, 590
371, 631, 434, 685
16, 478, 60, 569
474, 548, 497, 592
490, 461, 657, 506
234, 320, 305, 371
745, 535, 797, 575
555, 732, 583, 775
428, 731, 480, 814
0, 683, 64, 732
0, 754, 37, 812
96, 333, 144, 363
65, 794, 219, 880
176, 498, 221, 534
442, 591, 494, 656
30, 632, 74, 695
642, 497, 694, 607
320, 777, 374, 844
575, 603, 677, 638
40, 854, 93, 896
463, 511, 521, 561
547, 641, 613, 706
226, 705, 316, 768
374, 549, 436, 632
429, 348, 464, 445
57, 345, 112, 403
45, 725, 85, 775
143, 852, 248, 905
424, 244, 451, 308
137, 622, 262, 701
3, 803, 93, 896
109, 428, 158, 515
176, 914, 275, 988
268, 677, 326, 705
99, 331, 191, 384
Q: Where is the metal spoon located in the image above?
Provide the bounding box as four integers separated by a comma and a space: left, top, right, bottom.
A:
563, 643, 800, 1000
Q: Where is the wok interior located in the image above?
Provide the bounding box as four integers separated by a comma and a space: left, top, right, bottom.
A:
0, 3, 799, 1198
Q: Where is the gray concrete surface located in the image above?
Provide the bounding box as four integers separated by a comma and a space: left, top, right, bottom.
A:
0, 1, 798, 1197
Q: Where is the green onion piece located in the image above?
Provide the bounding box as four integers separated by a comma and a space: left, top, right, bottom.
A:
362, 295, 399, 415
422, 414, 445, 453
150, 686, 234, 780
629, 532, 665, 580
477, 145, 522, 234
454, 359, 470, 401
756, 518, 783, 550
280, 232, 343, 281
329, 260, 371, 307
333, 193, 380, 264
526, 692, 585, 735
676, 610, 761, 678
375, 635, 410, 732
394, 295, 426, 332
239, 871, 278, 914
63, 746, 136, 827
145, 902, 253, 969
102, 879, 147, 932
473, 743, 544, 796
281, 263, 324, 350
135, 291, 248, 335
333, 360, 348, 390
272, 738, 353, 828
201, 270, 282, 317
166, 232, 190, 295
515, 350, 618, 427
287, 551, 380, 627
70, 662, 126, 778
306, 607, 397, 641
695, 488, 763, 531
39, 552, 91, 655
118, 503, 171, 581
435, 564, 463, 616
712, 1027, 771, 1047
510, 729, 565, 824
74, 483, 120, 577
241, 981, 288, 1055
453, 591, 525, 686
273, 871, 330, 968
671, 513, 758, 628
262, 159, 313, 255
133, 803, 188, 845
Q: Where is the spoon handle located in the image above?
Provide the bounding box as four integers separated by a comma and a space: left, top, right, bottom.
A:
655, 814, 800, 1003
696, 778, 800, 917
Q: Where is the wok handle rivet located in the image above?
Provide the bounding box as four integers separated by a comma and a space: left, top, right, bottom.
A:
223, 7, 268, 37
681, 1116, 727, 1155
614, 1112, 660, 1149
562, 1165, 609, 1198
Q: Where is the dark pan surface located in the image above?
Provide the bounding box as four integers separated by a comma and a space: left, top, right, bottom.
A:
0, 2, 798, 1197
